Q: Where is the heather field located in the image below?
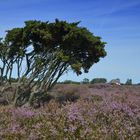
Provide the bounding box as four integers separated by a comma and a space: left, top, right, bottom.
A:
0, 84, 140, 140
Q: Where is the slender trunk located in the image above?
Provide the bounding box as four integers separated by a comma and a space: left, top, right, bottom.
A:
13, 85, 20, 106
9, 65, 13, 84
17, 59, 20, 79
27, 91, 36, 106
0, 62, 6, 84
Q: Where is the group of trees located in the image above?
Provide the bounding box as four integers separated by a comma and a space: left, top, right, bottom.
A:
82, 78, 107, 84
59, 78, 107, 84
90, 78, 107, 84
60, 78, 134, 85
0, 19, 106, 106
125, 79, 132, 85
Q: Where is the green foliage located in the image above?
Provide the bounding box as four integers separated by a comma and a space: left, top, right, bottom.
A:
60, 80, 80, 84
90, 78, 107, 84
5, 28, 26, 58
82, 78, 89, 84
5, 19, 106, 75
125, 79, 132, 85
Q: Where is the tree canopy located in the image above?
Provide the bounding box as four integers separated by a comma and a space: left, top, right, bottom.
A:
0, 19, 107, 106
90, 78, 107, 84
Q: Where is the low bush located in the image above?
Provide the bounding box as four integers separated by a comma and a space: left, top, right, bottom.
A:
56, 91, 80, 104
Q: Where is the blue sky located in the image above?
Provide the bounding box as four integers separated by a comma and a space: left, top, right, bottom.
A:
0, 0, 140, 83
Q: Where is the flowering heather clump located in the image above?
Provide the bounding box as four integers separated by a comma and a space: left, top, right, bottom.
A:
11, 107, 36, 118
0, 93, 140, 140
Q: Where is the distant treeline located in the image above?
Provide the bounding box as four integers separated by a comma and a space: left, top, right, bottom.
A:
0, 77, 138, 85
58, 78, 138, 85
58, 78, 108, 84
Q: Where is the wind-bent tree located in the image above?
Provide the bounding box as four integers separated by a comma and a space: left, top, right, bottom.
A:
1, 19, 107, 106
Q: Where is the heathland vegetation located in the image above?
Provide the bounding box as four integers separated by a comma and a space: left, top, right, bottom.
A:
0, 20, 140, 140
